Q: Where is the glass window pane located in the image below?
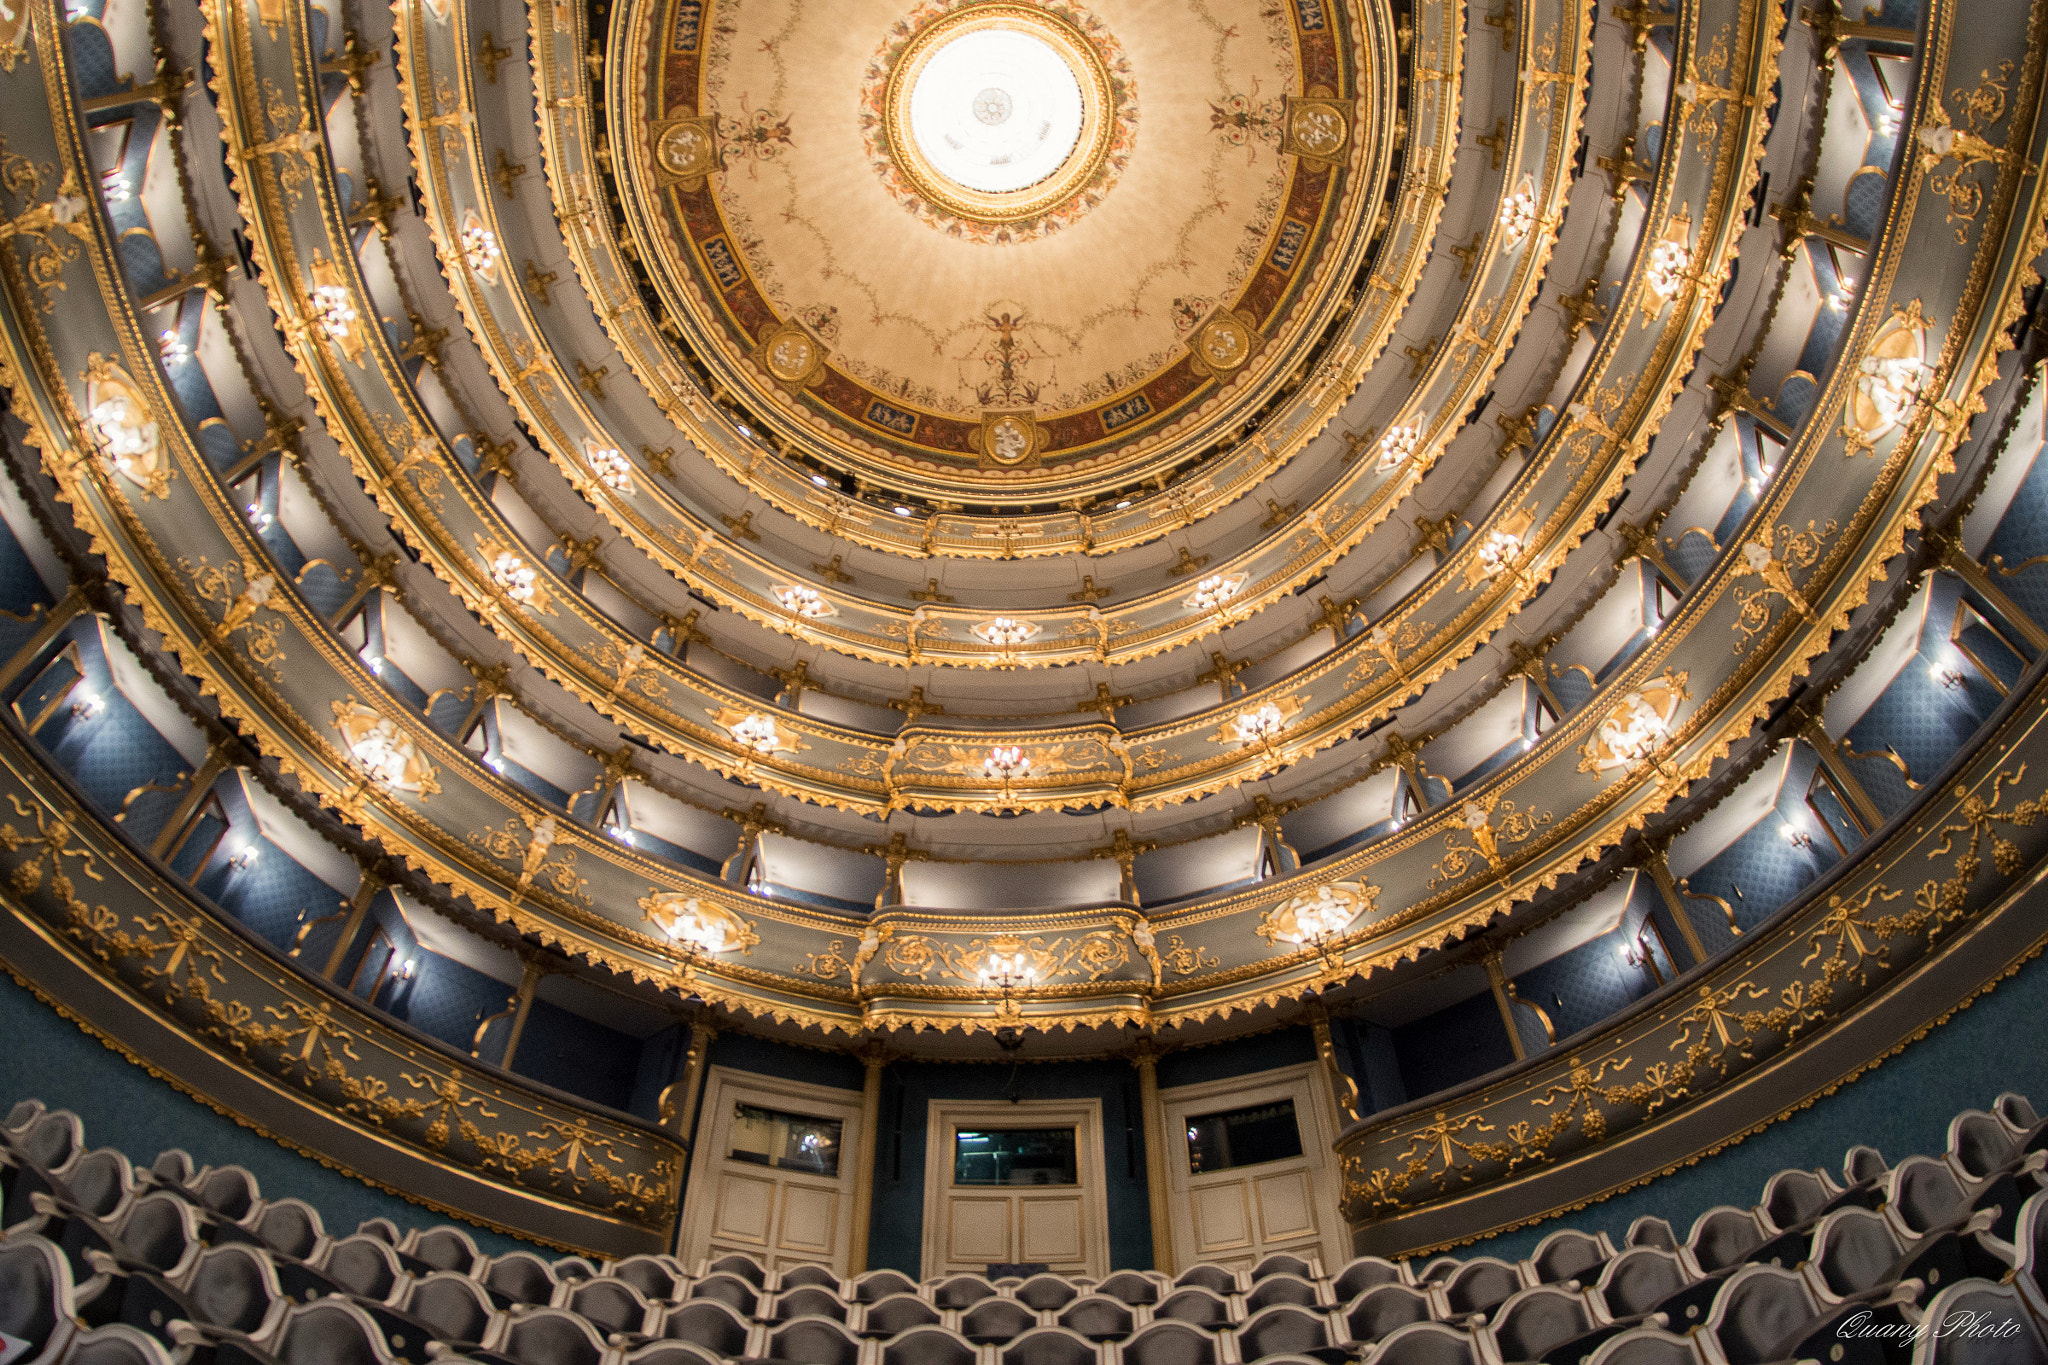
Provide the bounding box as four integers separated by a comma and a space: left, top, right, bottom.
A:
729, 1103, 842, 1176
953, 1128, 1078, 1186
1185, 1100, 1303, 1174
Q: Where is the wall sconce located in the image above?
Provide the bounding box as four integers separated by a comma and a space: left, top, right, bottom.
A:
1781, 821, 1816, 852
69, 690, 103, 720
1929, 662, 1966, 691
228, 845, 260, 871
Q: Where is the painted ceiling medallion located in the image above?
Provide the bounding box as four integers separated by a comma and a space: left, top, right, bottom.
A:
622, 0, 1390, 500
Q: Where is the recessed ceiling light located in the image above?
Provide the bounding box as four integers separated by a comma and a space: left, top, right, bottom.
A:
893, 505, 914, 516
811, 474, 829, 487
1115, 499, 1132, 510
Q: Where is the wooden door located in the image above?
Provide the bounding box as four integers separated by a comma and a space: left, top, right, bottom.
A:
679, 1068, 863, 1272
1159, 1065, 1345, 1273
921, 1099, 1108, 1278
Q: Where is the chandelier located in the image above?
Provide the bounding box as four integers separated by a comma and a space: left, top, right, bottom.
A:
972, 617, 1038, 647
772, 584, 834, 618
729, 712, 783, 755
307, 284, 358, 343
1182, 574, 1244, 614
489, 551, 538, 603
585, 442, 633, 492
1375, 424, 1420, 473
460, 221, 500, 277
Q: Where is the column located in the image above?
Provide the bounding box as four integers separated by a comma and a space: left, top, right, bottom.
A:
149, 742, 235, 861
1307, 1004, 1363, 1120
1482, 952, 1527, 1063
0, 585, 90, 691
847, 1046, 887, 1271
318, 872, 387, 981
1642, 845, 1711, 965
498, 955, 550, 1070
1795, 710, 1884, 831
662, 1018, 717, 1257
1929, 527, 2048, 652
1132, 1042, 1176, 1276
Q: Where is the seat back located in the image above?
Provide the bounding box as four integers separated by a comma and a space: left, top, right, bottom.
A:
1760, 1170, 1831, 1231
498, 1310, 605, 1365
661, 1299, 750, 1356
1705, 1266, 1816, 1365
1364, 1322, 1476, 1365
1686, 1208, 1763, 1273
1624, 1218, 1677, 1252
253, 1199, 325, 1260
1098, 1271, 1161, 1305
881, 1327, 978, 1365
1584, 1328, 1698, 1365
1237, 1305, 1329, 1359
1122, 1321, 1217, 1365
1154, 1288, 1231, 1329
405, 1272, 494, 1344
1334, 1258, 1407, 1301
933, 1275, 998, 1309
688, 1273, 759, 1316
1843, 1145, 1889, 1187
1251, 1254, 1315, 1283
1950, 1112, 2020, 1181
406, 1227, 480, 1275
1172, 1265, 1234, 1297
0, 1234, 69, 1355
1997, 1094, 2041, 1132
866, 1294, 943, 1337
65, 1149, 134, 1218
1442, 1259, 1520, 1318
20, 1112, 82, 1171
1892, 1156, 1971, 1234
117, 1193, 200, 1274
271, 1300, 395, 1365
1015, 1274, 1078, 1311
483, 1253, 557, 1306
1489, 1286, 1593, 1361
67, 1324, 177, 1365
855, 1270, 920, 1303
1594, 1248, 1687, 1318
1345, 1285, 1432, 1345
624, 1345, 720, 1365
1911, 1279, 2048, 1365
1247, 1275, 1320, 1312
188, 1243, 283, 1333
1809, 1207, 1902, 1298
961, 1298, 1037, 1343
552, 1258, 598, 1283
1528, 1229, 1608, 1286
707, 1254, 766, 1287
1057, 1295, 1133, 1341
194, 1166, 258, 1219
781, 1265, 838, 1291
321, 1236, 400, 1301
776, 1286, 846, 1322
2018, 1190, 2048, 1301
566, 1278, 650, 1335
999, 1327, 1097, 1365
609, 1256, 682, 1303
767, 1319, 862, 1365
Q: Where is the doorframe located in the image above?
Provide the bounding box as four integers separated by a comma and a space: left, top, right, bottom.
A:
678, 1065, 866, 1271
920, 1096, 1109, 1278
1155, 1062, 1348, 1271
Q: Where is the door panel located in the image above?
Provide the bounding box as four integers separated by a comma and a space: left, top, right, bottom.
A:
1019, 1196, 1085, 1263
679, 1069, 864, 1273
712, 1173, 774, 1244
948, 1197, 1013, 1264
1254, 1170, 1315, 1240
1192, 1182, 1253, 1255
1160, 1066, 1346, 1274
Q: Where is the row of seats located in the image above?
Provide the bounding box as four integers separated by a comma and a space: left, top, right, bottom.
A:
7, 1096, 2048, 1365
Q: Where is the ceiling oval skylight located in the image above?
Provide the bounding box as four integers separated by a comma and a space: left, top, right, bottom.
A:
907, 26, 1085, 194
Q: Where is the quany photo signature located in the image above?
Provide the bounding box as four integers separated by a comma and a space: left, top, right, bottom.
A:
1837, 1308, 2029, 1343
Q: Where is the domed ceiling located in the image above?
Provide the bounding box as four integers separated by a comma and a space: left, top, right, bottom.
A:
0, 0, 2023, 1078
618, 0, 1394, 500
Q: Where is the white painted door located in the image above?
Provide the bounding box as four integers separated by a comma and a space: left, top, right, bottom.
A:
679, 1068, 864, 1272
921, 1099, 1108, 1278
1159, 1064, 1346, 1274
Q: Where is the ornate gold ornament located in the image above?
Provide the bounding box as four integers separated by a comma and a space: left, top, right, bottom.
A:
753, 319, 827, 392
1213, 694, 1307, 757
1188, 307, 1258, 379
1465, 506, 1538, 589
1182, 572, 1248, 619
1281, 88, 1353, 166
769, 583, 836, 620
469, 813, 589, 905
474, 536, 551, 614
1578, 671, 1691, 775
0, 153, 91, 310
330, 701, 440, 799
83, 355, 171, 498
180, 557, 285, 680
640, 891, 760, 957
1842, 301, 1933, 458
458, 210, 501, 283
978, 411, 1041, 467
1730, 521, 1837, 653
1256, 880, 1381, 950
305, 255, 366, 364
1429, 794, 1550, 888
1916, 61, 2017, 243
651, 115, 721, 190
1640, 218, 1696, 318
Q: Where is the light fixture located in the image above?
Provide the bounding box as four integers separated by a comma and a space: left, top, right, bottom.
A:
983, 744, 1030, 782
642, 892, 758, 957
1375, 424, 1421, 473
308, 283, 358, 343
585, 442, 633, 492
1232, 702, 1287, 750
1498, 184, 1541, 245
460, 221, 500, 277
489, 550, 538, 604
811, 473, 829, 487
158, 329, 190, 366
69, 690, 103, 720
606, 820, 635, 846
349, 721, 413, 785
398, 957, 417, 980
728, 711, 782, 755
87, 392, 161, 485
771, 583, 834, 619
101, 174, 131, 203
228, 845, 260, 871
893, 505, 913, 516
1643, 232, 1694, 306
972, 616, 1038, 647
974, 934, 1041, 1022
1115, 499, 1132, 510
1782, 821, 1816, 852
1183, 573, 1244, 615
1476, 527, 1525, 579
1930, 662, 1966, 690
